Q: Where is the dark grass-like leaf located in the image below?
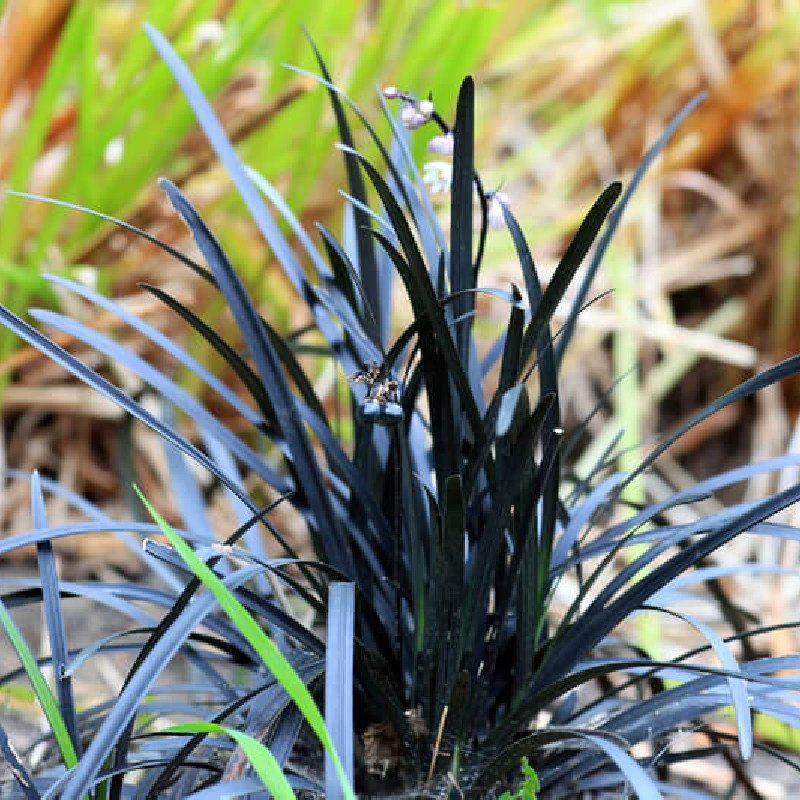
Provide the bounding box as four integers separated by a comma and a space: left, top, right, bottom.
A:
529, 480, 800, 721
470, 728, 663, 800
159, 178, 351, 574
138, 491, 356, 799
126, 499, 299, 694
244, 163, 330, 280
141, 281, 334, 441
416, 483, 443, 718
398, 171, 443, 293
149, 661, 324, 799
488, 653, 800, 761
0, 577, 258, 684
302, 30, 380, 327
29, 307, 290, 495
555, 92, 707, 365
539, 660, 800, 795
498, 286, 525, 401
369, 229, 461, 485
30, 471, 81, 757
551, 489, 712, 615
478, 410, 562, 707
642, 605, 751, 759
316, 221, 372, 334
140, 544, 327, 655
611, 353, 800, 513
45, 273, 256, 424
180, 778, 283, 799
161, 403, 215, 542
450, 76, 475, 369
0, 718, 39, 799
376, 91, 448, 268
200, 430, 272, 570
435, 476, 465, 722
9, 191, 214, 284
91, 498, 289, 800
502, 201, 562, 612
144, 25, 303, 299
342, 146, 486, 446
268, 704, 304, 769
325, 582, 355, 798
164, 727, 291, 798
56, 565, 267, 800
0, 595, 78, 771
0, 303, 259, 513
576, 453, 800, 565
282, 65, 415, 217
518, 181, 622, 378
550, 472, 627, 571
145, 24, 355, 385
457, 397, 554, 688
138, 282, 279, 431
396, 431, 429, 678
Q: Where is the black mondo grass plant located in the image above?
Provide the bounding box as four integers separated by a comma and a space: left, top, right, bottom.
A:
4, 24, 800, 800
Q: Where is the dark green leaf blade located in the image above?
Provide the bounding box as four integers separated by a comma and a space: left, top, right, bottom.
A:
159, 179, 350, 575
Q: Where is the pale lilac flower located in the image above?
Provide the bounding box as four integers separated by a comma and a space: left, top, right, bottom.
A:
423, 161, 453, 194
426, 132, 454, 155
383, 86, 402, 99
487, 191, 511, 229
418, 98, 434, 120
400, 104, 427, 130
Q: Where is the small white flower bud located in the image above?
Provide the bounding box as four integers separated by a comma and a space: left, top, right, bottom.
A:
426, 132, 454, 155
418, 99, 434, 119
383, 86, 401, 99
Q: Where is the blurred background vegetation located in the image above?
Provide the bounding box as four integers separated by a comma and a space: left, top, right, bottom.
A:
1, 0, 799, 597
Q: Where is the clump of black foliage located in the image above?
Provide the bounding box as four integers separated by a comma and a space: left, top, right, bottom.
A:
4, 24, 800, 800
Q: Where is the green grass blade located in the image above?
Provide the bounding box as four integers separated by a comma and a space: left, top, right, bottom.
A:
162, 722, 296, 799
0, 597, 78, 769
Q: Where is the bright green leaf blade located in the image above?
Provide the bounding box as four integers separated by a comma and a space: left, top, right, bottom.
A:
0, 597, 78, 768
162, 722, 296, 799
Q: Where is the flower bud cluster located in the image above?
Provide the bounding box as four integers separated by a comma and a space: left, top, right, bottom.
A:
384, 86, 511, 228
383, 87, 439, 135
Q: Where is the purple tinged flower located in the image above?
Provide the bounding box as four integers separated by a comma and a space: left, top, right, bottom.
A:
426, 132, 454, 155
487, 191, 511, 229
383, 86, 401, 99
